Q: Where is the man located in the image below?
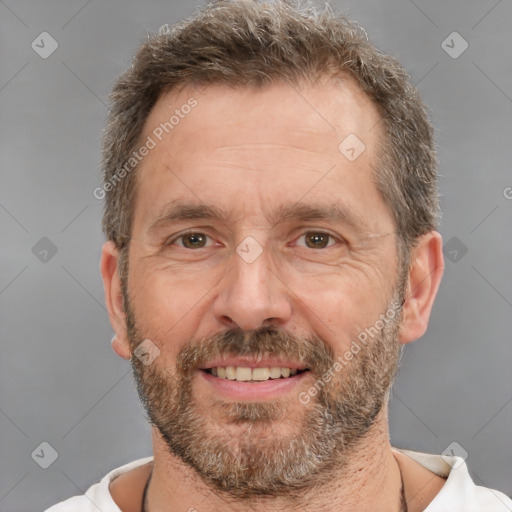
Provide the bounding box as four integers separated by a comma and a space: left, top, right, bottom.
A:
47, 1, 512, 511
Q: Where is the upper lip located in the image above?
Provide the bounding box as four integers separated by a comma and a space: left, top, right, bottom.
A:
199, 358, 308, 370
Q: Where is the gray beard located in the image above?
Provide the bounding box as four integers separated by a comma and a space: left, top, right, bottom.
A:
126, 290, 404, 500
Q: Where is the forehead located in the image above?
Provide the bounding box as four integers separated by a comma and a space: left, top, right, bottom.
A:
143, 76, 380, 150
132, 78, 391, 235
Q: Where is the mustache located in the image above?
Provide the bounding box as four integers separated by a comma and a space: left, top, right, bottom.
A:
176, 326, 335, 375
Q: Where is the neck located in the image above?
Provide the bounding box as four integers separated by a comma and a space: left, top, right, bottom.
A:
145, 412, 405, 512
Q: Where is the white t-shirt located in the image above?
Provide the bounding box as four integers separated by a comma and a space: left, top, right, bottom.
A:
45, 449, 512, 511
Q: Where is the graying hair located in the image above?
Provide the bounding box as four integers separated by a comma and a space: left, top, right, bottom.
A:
101, 0, 439, 281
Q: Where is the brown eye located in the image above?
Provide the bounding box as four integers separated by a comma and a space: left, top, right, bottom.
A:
299, 232, 336, 249
176, 233, 209, 249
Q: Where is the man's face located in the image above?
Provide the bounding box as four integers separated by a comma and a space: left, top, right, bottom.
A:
123, 79, 405, 497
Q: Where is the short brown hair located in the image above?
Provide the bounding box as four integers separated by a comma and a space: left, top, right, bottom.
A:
101, 0, 439, 280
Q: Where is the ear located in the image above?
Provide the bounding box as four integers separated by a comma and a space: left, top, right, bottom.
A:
100, 241, 131, 360
399, 231, 444, 345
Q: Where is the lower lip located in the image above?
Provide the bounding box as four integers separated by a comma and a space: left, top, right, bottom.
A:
199, 370, 310, 400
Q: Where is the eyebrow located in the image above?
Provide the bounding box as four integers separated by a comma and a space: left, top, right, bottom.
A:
147, 199, 365, 235
148, 201, 230, 235
269, 202, 364, 230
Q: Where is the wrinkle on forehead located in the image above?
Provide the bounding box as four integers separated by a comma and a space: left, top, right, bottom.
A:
132, 79, 392, 244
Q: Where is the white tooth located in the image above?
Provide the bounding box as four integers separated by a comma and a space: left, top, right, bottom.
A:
211, 367, 218, 376
235, 367, 252, 381
269, 367, 282, 379
217, 367, 226, 379
290, 368, 298, 376
252, 367, 270, 381
281, 367, 291, 378
226, 366, 236, 380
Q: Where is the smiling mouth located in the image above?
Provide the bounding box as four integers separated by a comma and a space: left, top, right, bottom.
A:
203, 366, 310, 382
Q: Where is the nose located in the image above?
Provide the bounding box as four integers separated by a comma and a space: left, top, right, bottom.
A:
212, 243, 292, 331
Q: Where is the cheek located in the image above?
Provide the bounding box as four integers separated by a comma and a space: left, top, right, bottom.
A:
127, 263, 219, 357
286, 268, 392, 352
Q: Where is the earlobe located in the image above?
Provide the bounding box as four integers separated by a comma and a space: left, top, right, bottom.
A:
111, 334, 130, 360
100, 241, 132, 360
399, 231, 444, 345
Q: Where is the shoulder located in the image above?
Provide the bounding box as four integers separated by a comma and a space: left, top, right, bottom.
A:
395, 448, 512, 512
45, 490, 103, 512
429, 477, 512, 511
44, 457, 154, 512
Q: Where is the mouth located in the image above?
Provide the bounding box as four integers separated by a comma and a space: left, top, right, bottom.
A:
198, 358, 311, 399
203, 366, 310, 382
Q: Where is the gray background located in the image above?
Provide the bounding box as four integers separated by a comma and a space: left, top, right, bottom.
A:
1, 0, 511, 510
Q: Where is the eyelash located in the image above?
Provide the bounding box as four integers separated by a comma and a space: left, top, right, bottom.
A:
166, 230, 342, 250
